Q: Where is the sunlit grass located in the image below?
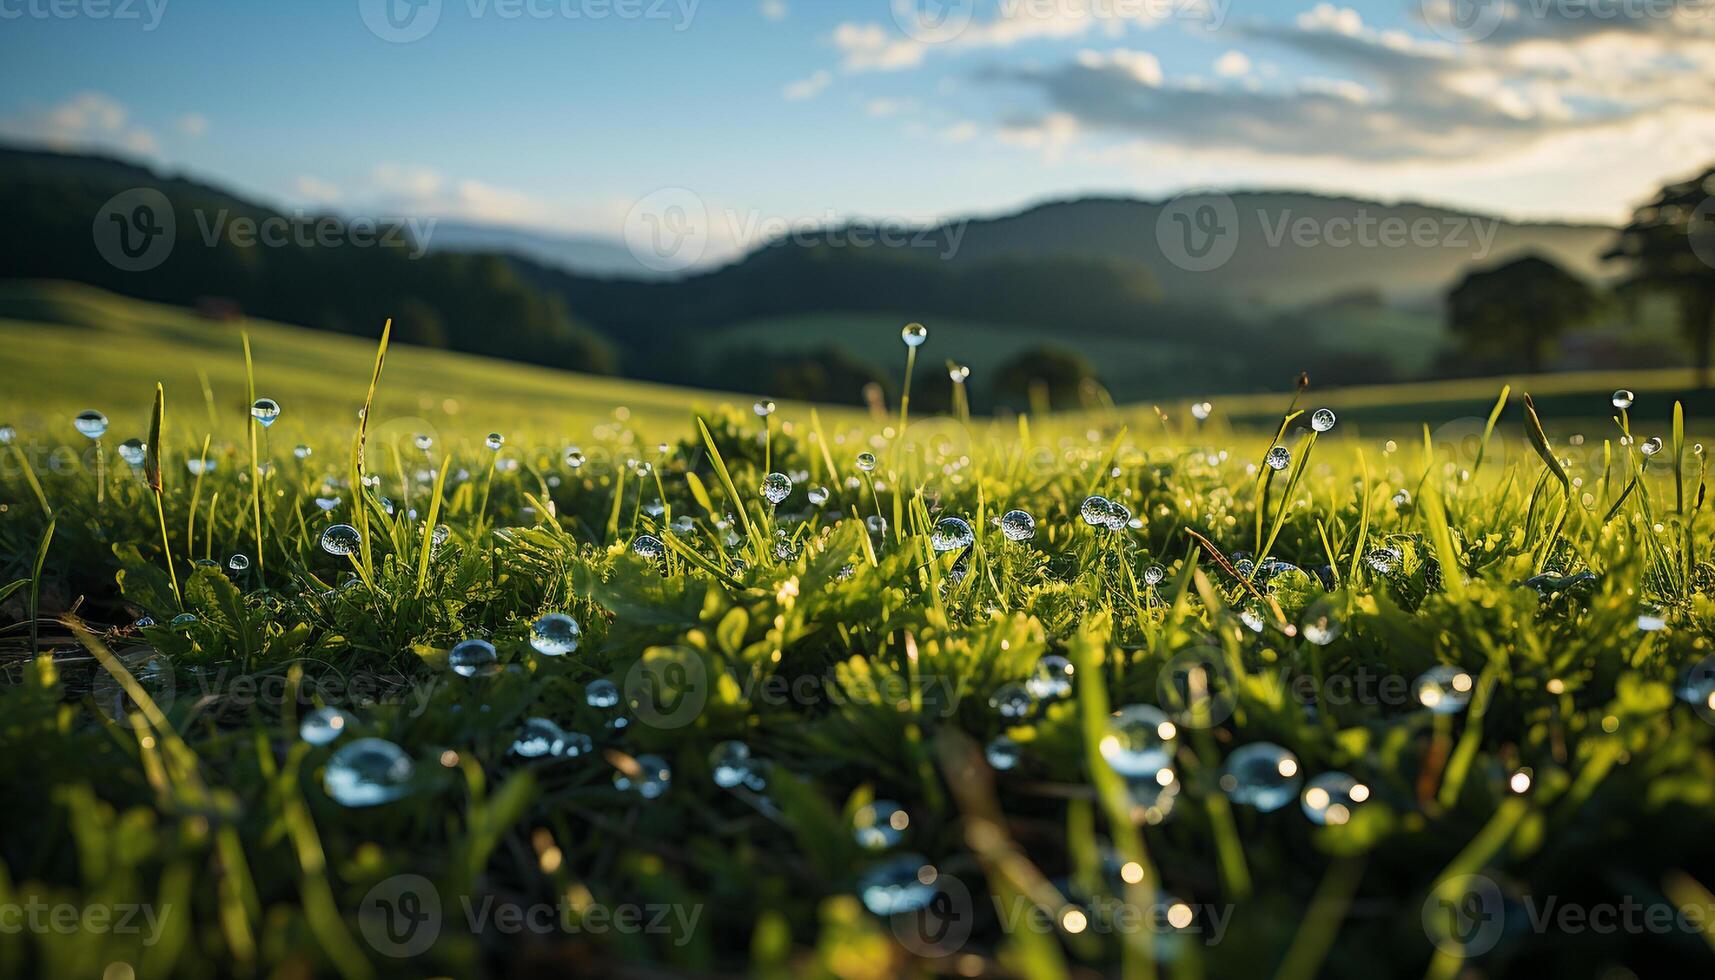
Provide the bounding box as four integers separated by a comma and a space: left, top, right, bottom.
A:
4, 292, 1715, 977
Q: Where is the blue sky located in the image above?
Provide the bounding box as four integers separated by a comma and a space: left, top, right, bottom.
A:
3, 0, 1713, 264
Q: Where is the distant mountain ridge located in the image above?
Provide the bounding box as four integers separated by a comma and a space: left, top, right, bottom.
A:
0, 141, 1637, 404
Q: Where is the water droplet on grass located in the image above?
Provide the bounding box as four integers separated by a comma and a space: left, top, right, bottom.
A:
530, 613, 581, 656
1220, 743, 1301, 812
901, 322, 928, 347
1612, 389, 1635, 409
710, 741, 755, 789
485, 433, 504, 451
808, 485, 830, 505
1414, 665, 1474, 713
1080, 495, 1110, 527
986, 735, 1021, 771
1641, 437, 1663, 457
754, 400, 776, 417
853, 800, 909, 851
761, 472, 793, 505
858, 854, 936, 915
1191, 402, 1212, 421
1101, 704, 1176, 779
1026, 654, 1074, 701
169, 613, 198, 629
293, 444, 313, 460
320, 524, 362, 556
118, 439, 146, 466
1143, 563, 1166, 586
300, 706, 353, 746
1001, 509, 1036, 541
633, 535, 666, 560
74, 410, 108, 440
948, 364, 969, 382
614, 754, 671, 798
855, 452, 877, 472
1311, 408, 1336, 432
448, 639, 500, 678
1301, 772, 1368, 825
0, 425, 13, 444
250, 398, 281, 427
227, 554, 251, 572
187, 458, 216, 476
1300, 600, 1342, 646
1265, 446, 1291, 471
324, 738, 413, 807
586, 679, 621, 708
930, 517, 974, 553
989, 682, 1033, 719
512, 718, 570, 758
565, 448, 586, 468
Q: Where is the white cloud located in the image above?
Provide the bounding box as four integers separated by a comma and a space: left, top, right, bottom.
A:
0, 92, 159, 157
759, 0, 786, 20
293, 175, 343, 204
783, 69, 832, 101
1214, 50, 1251, 77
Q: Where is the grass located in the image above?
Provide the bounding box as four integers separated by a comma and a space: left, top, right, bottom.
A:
5, 286, 1715, 978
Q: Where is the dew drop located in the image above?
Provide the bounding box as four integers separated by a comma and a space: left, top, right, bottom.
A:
855, 452, 877, 473
74, 410, 109, 440
448, 639, 500, 678
614, 754, 672, 799
761, 472, 793, 505
530, 613, 581, 656
901, 322, 928, 348
300, 706, 353, 746
324, 738, 414, 807
117, 438, 147, 467
1001, 509, 1036, 541
319, 524, 362, 556
1265, 446, 1291, 471
929, 516, 974, 553
1311, 408, 1336, 433
853, 800, 910, 851
1612, 389, 1635, 410
632, 534, 666, 560
250, 398, 281, 427
1414, 665, 1474, 714
1101, 704, 1176, 779
1219, 743, 1301, 812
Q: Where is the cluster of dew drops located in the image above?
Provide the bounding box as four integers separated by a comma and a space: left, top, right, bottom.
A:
39, 353, 1710, 923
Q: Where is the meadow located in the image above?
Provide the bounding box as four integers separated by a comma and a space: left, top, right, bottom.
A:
5, 285, 1715, 978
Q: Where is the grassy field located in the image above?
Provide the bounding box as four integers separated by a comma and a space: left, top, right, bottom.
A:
5, 284, 1715, 978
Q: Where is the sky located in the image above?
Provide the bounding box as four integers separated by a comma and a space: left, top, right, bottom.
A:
2, 0, 1714, 265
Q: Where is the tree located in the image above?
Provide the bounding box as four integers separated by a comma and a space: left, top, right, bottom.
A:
1445, 254, 1604, 374
1604, 165, 1715, 382
991, 346, 1098, 412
